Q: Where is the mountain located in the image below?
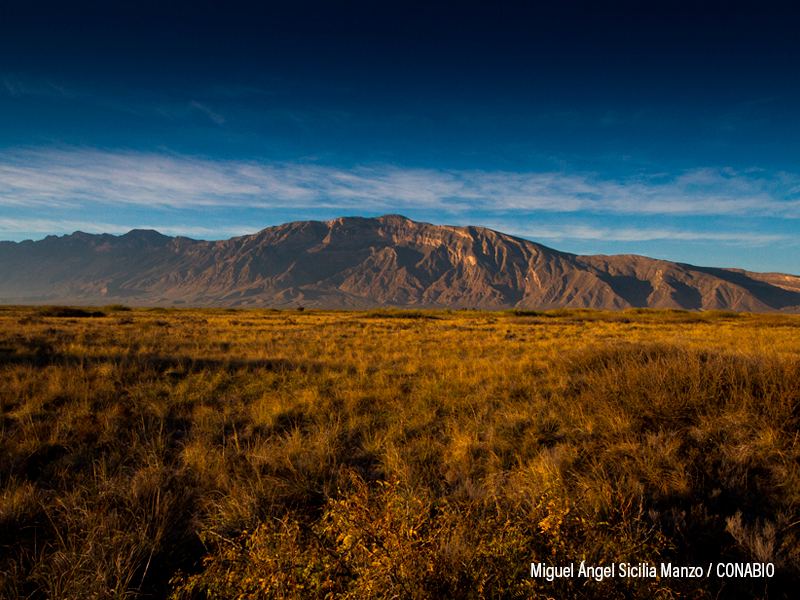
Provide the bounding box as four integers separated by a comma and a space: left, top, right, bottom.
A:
1, 215, 799, 312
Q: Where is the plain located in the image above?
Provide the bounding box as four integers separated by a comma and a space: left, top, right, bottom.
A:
1, 306, 799, 599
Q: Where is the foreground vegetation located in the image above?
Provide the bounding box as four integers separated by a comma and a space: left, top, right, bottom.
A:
1, 305, 800, 598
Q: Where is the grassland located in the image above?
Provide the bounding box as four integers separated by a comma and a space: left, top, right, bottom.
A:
1, 305, 799, 599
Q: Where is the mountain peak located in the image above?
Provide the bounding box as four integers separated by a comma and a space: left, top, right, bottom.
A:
122, 229, 168, 240
376, 214, 413, 225
118, 229, 171, 247
1, 216, 799, 312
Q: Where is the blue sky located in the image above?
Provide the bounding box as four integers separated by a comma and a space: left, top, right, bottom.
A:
1, 1, 799, 274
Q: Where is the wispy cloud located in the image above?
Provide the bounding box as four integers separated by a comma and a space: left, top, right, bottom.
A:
1, 147, 799, 219
2, 74, 232, 126
0, 218, 132, 236
0, 217, 250, 240
490, 223, 789, 245
1, 75, 75, 99
189, 101, 226, 124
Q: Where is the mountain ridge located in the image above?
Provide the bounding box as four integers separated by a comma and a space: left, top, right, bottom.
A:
2, 215, 799, 312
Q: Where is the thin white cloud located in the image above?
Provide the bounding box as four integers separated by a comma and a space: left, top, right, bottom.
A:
1, 74, 240, 126
189, 101, 226, 124
0, 218, 133, 235
490, 223, 789, 245
0, 217, 250, 240
1, 147, 799, 219
1, 75, 75, 99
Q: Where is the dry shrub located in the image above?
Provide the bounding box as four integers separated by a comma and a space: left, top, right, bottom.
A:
170, 468, 672, 599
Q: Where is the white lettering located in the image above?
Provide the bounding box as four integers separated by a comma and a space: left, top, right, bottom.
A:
716, 562, 775, 578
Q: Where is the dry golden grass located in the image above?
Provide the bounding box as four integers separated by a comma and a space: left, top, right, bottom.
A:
1, 305, 799, 598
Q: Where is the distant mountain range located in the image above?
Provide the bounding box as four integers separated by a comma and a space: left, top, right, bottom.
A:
1, 215, 799, 312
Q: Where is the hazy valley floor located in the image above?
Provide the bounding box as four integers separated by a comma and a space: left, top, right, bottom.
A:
1, 306, 799, 598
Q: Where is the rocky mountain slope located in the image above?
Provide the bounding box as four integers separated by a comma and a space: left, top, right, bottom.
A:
1, 215, 799, 311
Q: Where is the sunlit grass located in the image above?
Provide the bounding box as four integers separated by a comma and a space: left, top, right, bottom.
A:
1, 306, 799, 598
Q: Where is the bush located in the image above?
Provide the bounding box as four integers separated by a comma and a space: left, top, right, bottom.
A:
37, 306, 104, 318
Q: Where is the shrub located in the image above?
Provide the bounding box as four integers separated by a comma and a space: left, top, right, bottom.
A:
37, 306, 104, 318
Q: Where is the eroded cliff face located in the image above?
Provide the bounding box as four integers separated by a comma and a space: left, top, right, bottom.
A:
1, 214, 799, 311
